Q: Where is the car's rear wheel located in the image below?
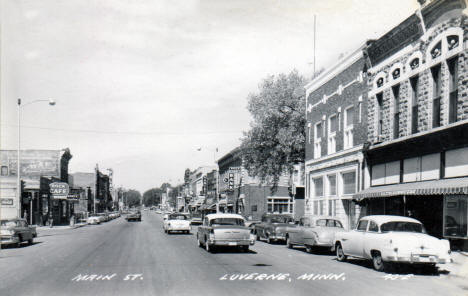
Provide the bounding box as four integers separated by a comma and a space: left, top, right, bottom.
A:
240, 245, 249, 253
28, 238, 33, 245
372, 251, 386, 272
336, 243, 347, 262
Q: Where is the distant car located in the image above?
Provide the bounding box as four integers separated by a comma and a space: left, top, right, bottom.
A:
190, 213, 203, 225
96, 213, 110, 222
334, 215, 452, 272
254, 214, 296, 243
163, 213, 191, 234
197, 213, 256, 253
126, 211, 142, 222
0, 219, 34, 247
285, 216, 344, 252
87, 216, 101, 225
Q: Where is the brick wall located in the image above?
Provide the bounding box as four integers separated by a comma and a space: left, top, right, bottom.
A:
306, 57, 368, 161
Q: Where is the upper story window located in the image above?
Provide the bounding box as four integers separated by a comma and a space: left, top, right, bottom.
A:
392, 84, 400, 139
314, 122, 322, 159
410, 58, 420, 70
431, 64, 442, 128
410, 75, 419, 134
328, 114, 337, 154
376, 92, 384, 136
376, 77, 384, 88
344, 106, 354, 149
447, 35, 459, 51
1, 166, 8, 176
448, 56, 459, 124
431, 42, 442, 59
392, 68, 401, 80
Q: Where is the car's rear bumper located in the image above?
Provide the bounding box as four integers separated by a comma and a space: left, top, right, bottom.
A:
384, 254, 451, 264
209, 239, 255, 246
1, 235, 20, 245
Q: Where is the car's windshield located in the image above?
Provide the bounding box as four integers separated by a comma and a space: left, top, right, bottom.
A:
270, 216, 293, 223
380, 221, 425, 233
0, 220, 18, 227
169, 214, 187, 220
210, 218, 245, 226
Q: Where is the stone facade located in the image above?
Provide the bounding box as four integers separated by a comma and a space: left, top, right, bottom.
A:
366, 9, 468, 143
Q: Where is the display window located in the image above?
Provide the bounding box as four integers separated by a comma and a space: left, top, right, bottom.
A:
444, 195, 468, 238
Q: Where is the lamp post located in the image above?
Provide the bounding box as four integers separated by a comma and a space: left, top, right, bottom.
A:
17, 98, 56, 219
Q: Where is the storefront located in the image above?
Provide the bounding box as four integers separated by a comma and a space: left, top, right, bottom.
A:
354, 177, 468, 249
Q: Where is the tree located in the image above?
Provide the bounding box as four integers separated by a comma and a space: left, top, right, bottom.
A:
142, 188, 162, 207
241, 70, 307, 190
123, 189, 142, 208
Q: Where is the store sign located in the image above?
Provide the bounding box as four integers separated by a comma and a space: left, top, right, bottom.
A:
228, 173, 234, 191
1, 198, 14, 206
50, 182, 69, 199
67, 193, 81, 201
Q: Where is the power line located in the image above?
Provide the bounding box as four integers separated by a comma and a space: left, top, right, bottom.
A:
0, 123, 243, 136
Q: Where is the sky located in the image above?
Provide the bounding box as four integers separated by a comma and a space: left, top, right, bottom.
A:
0, 0, 419, 193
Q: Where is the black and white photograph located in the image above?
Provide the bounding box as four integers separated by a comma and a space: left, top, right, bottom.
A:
1, 0, 468, 295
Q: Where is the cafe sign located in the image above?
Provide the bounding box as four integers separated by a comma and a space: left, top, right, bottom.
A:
50, 182, 69, 200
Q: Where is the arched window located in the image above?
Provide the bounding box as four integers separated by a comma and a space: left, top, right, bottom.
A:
447, 35, 459, 50
410, 58, 420, 70
392, 68, 401, 80
431, 41, 442, 59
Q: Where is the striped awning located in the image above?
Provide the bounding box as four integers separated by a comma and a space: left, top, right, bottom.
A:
354, 177, 468, 200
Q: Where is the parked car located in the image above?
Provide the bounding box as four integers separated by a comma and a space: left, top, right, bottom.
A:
245, 220, 261, 231
197, 213, 256, 252
126, 210, 142, 222
190, 213, 203, 225
333, 215, 452, 272
163, 213, 191, 234
254, 213, 295, 243
285, 216, 343, 252
87, 216, 101, 225
0, 219, 34, 247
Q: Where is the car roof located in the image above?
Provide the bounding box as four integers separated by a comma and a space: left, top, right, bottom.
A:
361, 215, 421, 225
206, 213, 245, 220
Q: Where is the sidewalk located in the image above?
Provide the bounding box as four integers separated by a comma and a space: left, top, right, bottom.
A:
440, 251, 468, 279
36, 223, 87, 231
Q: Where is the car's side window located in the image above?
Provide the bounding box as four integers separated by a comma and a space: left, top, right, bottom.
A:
368, 221, 379, 232
316, 219, 326, 227
326, 219, 335, 227
357, 220, 368, 231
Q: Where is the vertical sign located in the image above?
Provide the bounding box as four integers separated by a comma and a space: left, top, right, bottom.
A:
228, 173, 234, 191
202, 176, 207, 195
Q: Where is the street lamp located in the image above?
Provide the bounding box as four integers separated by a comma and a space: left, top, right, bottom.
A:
17, 98, 56, 219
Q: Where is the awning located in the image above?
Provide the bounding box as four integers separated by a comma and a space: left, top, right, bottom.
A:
354, 177, 468, 200
200, 204, 216, 210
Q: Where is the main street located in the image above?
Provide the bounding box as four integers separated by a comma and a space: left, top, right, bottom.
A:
0, 211, 466, 296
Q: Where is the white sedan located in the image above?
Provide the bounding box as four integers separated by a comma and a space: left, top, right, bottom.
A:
334, 215, 451, 272
86, 216, 101, 225
163, 213, 191, 234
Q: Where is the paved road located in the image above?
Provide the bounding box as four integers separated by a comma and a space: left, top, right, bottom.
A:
0, 211, 467, 296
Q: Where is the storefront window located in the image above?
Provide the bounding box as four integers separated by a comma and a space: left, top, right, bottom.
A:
328, 174, 336, 196
342, 171, 356, 195
313, 177, 323, 198
267, 198, 293, 214
444, 195, 468, 238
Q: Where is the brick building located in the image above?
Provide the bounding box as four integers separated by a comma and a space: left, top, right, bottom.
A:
355, 0, 468, 248
217, 147, 293, 220
304, 46, 368, 230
